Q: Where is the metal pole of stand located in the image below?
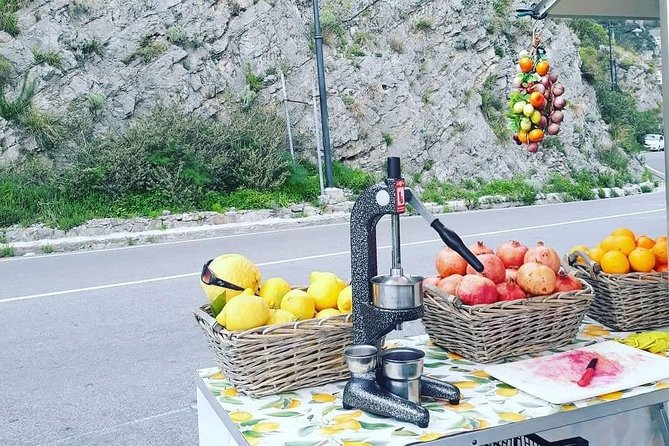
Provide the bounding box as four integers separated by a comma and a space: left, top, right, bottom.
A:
312, 84, 325, 196
312, 0, 334, 187
280, 71, 295, 162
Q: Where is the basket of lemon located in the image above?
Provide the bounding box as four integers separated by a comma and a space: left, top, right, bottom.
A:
193, 254, 353, 398
566, 228, 669, 331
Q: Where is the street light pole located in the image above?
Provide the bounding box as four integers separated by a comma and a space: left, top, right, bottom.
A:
312, 0, 334, 188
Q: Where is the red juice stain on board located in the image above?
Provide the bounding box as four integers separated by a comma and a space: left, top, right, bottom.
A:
533, 350, 623, 384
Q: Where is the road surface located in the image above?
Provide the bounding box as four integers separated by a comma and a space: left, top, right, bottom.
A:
1, 192, 667, 445
645, 151, 666, 179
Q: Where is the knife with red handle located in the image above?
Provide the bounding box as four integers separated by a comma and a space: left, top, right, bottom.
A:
577, 358, 598, 387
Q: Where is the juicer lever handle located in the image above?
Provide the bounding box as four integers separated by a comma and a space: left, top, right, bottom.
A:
430, 220, 484, 273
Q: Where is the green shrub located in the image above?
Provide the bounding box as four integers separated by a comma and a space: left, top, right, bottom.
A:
332, 161, 377, 193
245, 65, 264, 93
32, 47, 62, 68
136, 37, 168, 63
1, 12, 18, 36
0, 55, 11, 86
0, 244, 13, 257
570, 19, 608, 48
86, 93, 105, 112
42, 244, 54, 254
543, 174, 596, 201
382, 132, 393, 146
412, 18, 433, 32
0, 72, 35, 122
480, 75, 508, 142
21, 108, 67, 151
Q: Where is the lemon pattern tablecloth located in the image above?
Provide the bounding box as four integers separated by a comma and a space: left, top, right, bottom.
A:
198, 323, 669, 446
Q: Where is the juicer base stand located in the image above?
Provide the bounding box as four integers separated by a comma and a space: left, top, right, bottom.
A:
421, 375, 461, 405
343, 377, 430, 428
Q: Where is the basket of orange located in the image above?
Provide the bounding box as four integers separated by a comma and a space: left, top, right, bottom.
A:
566, 228, 669, 331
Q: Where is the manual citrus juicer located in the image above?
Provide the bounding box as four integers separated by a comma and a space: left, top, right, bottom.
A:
342, 157, 484, 427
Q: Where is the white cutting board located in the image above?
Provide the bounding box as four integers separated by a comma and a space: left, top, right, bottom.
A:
484, 341, 669, 404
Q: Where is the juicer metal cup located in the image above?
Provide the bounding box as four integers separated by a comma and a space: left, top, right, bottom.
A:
371, 274, 423, 309
381, 347, 425, 404
344, 345, 378, 374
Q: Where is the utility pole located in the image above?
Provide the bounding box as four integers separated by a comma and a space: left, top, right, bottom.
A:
312, 0, 334, 188
607, 21, 618, 90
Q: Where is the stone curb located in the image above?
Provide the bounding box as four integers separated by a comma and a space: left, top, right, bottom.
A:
0, 181, 662, 257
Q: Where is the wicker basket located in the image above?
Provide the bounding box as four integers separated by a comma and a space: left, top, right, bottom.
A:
423, 282, 594, 363
566, 251, 669, 331
193, 303, 352, 397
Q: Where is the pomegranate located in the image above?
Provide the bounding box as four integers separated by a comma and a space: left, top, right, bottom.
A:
554, 271, 583, 293
548, 72, 559, 83
438, 274, 463, 296
517, 262, 557, 296
456, 275, 499, 305
469, 241, 493, 255
496, 240, 529, 268
551, 110, 564, 123
553, 96, 566, 110
505, 267, 519, 282
524, 241, 561, 273
422, 276, 441, 288
496, 279, 527, 301
435, 247, 468, 277
527, 142, 539, 153
551, 83, 564, 97
466, 254, 506, 284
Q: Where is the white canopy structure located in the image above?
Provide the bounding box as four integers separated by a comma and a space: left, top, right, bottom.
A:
528, 0, 669, 226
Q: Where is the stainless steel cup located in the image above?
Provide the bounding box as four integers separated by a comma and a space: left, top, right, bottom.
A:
380, 347, 425, 404
344, 345, 378, 374
371, 274, 423, 309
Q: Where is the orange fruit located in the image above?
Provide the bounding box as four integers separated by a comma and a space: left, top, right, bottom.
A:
600, 251, 630, 274
612, 227, 635, 240
588, 247, 605, 264
655, 263, 668, 273
536, 60, 550, 76
628, 248, 656, 273
636, 235, 656, 249
529, 92, 545, 108
528, 128, 544, 143
604, 235, 636, 256
652, 238, 668, 264
519, 57, 534, 73
517, 130, 530, 144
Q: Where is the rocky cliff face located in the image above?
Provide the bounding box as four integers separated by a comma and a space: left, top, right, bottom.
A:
0, 0, 648, 182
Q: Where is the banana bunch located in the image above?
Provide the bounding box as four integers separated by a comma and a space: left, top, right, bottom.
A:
619, 332, 669, 354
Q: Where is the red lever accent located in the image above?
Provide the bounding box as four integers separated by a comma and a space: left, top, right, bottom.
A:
395, 179, 406, 213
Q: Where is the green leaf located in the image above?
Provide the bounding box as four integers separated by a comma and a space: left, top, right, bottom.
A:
464, 375, 491, 384
497, 382, 516, 389
427, 351, 449, 360
259, 398, 283, 410
321, 404, 338, 416
242, 430, 264, 438
284, 442, 319, 446
452, 358, 475, 365
298, 425, 317, 437
240, 418, 263, 427
424, 362, 446, 368
219, 396, 244, 405
211, 292, 226, 317
267, 411, 301, 417
359, 421, 395, 430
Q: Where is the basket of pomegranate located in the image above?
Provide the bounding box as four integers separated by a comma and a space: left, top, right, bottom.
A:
423, 240, 594, 363
565, 228, 669, 331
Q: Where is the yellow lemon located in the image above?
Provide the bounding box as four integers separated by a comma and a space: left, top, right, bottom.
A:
471, 370, 490, 378
561, 404, 577, 411
200, 254, 261, 303
339, 419, 362, 430
319, 425, 344, 435
418, 433, 444, 441
308, 278, 346, 311
612, 227, 636, 240
496, 388, 519, 397
267, 309, 297, 325
656, 381, 669, 389
252, 422, 280, 432
287, 399, 301, 408
498, 412, 526, 422
446, 402, 475, 411
342, 442, 373, 446
588, 247, 605, 264
453, 381, 479, 389
447, 352, 464, 360
608, 235, 636, 256
337, 285, 353, 313
333, 410, 363, 423
222, 387, 238, 397
259, 278, 292, 308
281, 289, 316, 320
312, 393, 336, 403
215, 307, 226, 327
597, 391, 624, 401
316, 308, 341, 319
229, 411, 253, 422
224, 295, 270, 331
477, 419, 490, 428
310, 271, 346, 286
210, 372, 224, 380
243, 437, 259, 446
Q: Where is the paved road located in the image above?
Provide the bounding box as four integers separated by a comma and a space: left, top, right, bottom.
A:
644, 151, 666, 178
1, 192, 667, 445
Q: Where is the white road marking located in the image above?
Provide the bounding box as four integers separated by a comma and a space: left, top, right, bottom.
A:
43, 406, 196, 445
1, 190, 664, 263
1, 208, 663, 304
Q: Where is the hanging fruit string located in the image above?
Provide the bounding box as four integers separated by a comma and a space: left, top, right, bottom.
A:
507, 15, 566, 153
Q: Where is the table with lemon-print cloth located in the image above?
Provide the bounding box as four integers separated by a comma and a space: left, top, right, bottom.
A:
195, 322, 669, 446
